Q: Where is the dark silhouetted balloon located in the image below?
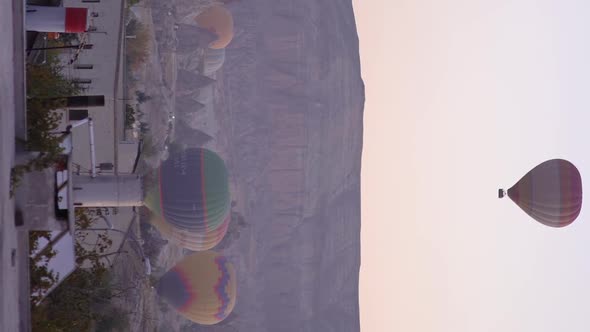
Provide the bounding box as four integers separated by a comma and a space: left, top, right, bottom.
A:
499, 159, 583, 227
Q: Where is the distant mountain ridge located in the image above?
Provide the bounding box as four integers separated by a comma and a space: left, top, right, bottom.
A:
217, 0, 364, 331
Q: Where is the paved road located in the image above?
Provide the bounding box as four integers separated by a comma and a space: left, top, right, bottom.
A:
1, 0, 28, 331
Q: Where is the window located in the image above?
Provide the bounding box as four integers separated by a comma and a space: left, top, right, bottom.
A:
73, 79, 92, 84
69, 109, 89, 121
74, 64, 93, 70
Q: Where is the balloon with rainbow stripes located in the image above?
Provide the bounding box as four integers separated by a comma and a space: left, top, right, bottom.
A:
154, 251, 237, 325
144, 147, 231, 250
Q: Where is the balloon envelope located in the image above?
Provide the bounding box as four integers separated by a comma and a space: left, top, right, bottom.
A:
203, 47, 226, 76
503, 159, 583, 227
151, 213, 230, 251
195, 6, 234, 49
145, 148, 231, 235
155, 251, 237, 325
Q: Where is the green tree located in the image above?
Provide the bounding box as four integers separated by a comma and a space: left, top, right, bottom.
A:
125, 104, 138, 129
29, 231, 59, 305
25, 57, 81, 153
135, 90, 152, 103
31, 209, 134, 332
26, 57, 81, 100
11, 57, 82, 196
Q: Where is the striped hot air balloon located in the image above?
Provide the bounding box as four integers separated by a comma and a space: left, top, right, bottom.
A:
195, 5, 234, 49
145, 148, 231, 249
203, 47, 226, 76
155, 251, 237, 325
150, 213, 230, 251
499, 159, 583, 227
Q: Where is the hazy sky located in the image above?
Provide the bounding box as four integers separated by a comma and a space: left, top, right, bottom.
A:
354, 1, 590, 331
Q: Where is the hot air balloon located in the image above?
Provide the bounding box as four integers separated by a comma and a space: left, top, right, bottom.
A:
499, 159, 583, 227
195, 6, 234, 49
151, 213, 230, 251
155, 251, 237, 325
144, 148, 231, 249
203, 47, 226, 76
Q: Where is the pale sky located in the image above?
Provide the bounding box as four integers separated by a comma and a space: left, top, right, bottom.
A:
355, 1, 590, 331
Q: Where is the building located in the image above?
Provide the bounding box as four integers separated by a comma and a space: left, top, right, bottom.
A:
57, 0, 138, 174
53, 0, 141, 261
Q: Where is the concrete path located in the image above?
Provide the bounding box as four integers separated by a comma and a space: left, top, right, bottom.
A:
1, 0, 29, 330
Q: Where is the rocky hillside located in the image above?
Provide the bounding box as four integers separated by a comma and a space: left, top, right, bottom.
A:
213, 0, 365, 331
145, 0, 363, 330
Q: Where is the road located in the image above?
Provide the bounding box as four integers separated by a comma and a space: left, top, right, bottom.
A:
1, 0, 28, 331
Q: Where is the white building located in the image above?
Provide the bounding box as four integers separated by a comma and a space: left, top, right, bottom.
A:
54, 0, 141, 260
57, 0, 137, 174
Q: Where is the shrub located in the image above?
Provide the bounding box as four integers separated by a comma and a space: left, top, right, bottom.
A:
126, 18, 151, 70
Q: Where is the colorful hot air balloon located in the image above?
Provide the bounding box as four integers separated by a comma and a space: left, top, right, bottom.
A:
145, 148, 231, 249
499, 159, 583, 227
195, 6, 234, 49
151, 213, 230, 251
203, 47, 226, 76
155, 251, 237, 325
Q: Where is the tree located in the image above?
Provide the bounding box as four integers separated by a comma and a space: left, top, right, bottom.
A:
26, 56, 82, 100
139, 121, 150, 135
125, 104, 141, 129
29, 231, 59, 305
30, 209, 135, 332
31, 266, 132, 332
25, 57, 81, 153
11, 56, 83, 196
135, 90, 152, 103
